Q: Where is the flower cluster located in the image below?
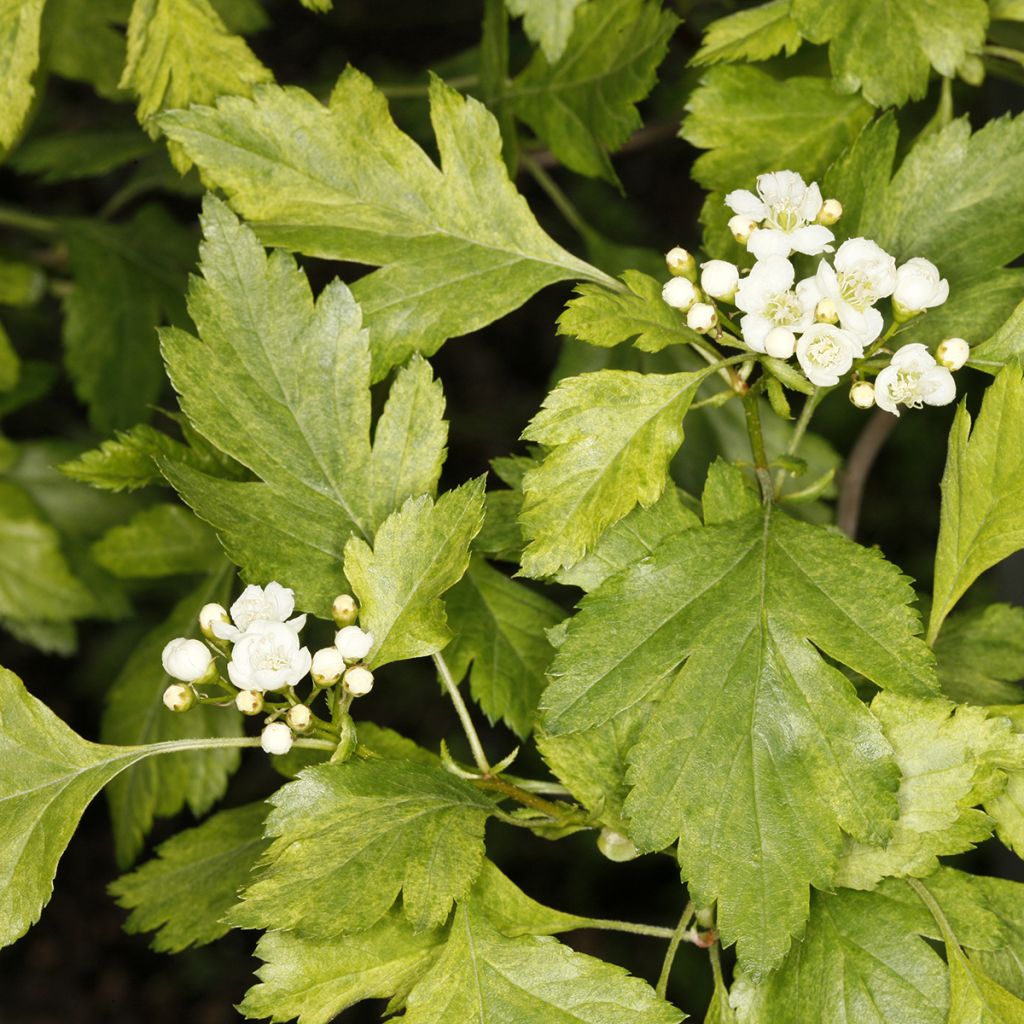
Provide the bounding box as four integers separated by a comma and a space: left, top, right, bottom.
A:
160, 583, 376, 756
661, 170, 969, 415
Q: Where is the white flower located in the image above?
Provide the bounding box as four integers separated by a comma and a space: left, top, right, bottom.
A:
311, 646, 345, 686
344, 665, 375, 696
235, 690, 264, 715
162, 684, 194, 712
936, 337, 970, 371
874, 344, 956, 416
796, 323, 861, 386
161, 637, 214, 683
662, 276, 697, 311
227, 620, 312, 692
802, 238, 897, 346
687, 302, 718, 333
724, 171, 835, 259
336, 625, 374, 663
261, 721, 294, 756
198, 603, 230, 639
665, 246, 697, 280
331, 593, 359, 627
849, 380, 876, 409
892, 257, 949, 317
733, 256, 814, 353
764, 327, 797, 360
286, 704, 313, 732
213, 582, 307, 642
700, 260, 739, 300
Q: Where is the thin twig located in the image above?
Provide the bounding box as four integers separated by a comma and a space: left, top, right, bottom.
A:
656, 901, 695, 999
433, 650, 491, 775
836, 409, 898, 540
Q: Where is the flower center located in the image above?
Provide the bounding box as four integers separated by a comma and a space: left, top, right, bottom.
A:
837, 270, 876, 311
764, 291, 803, 326
809, 337, 842, 364
766, 202, 801, 232
254, 639, 293, 671
889, 369, 923, 408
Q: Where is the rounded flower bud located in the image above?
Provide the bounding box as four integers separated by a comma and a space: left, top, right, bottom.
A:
686, 302, 718, 334
235, 689, 264, 715
161, 637, 215, 684
260, 721, 294, 756
344, 665, 375, 697
817, 198, 843, 226
311, 646, 345, 686
814, 297, 839, 324
665, 246, 697, 281
700, 260, 739, 302
331, 593, 359, 627
198, 603, 230, 640
849, 380, 876, 409
335, 625, 374, 664
162, 684, 195, 712
286, 704, 313, 733
892, 257, 949, 320
936, 337, 970, 372
764, 326, 797, 360
597, 827, 639, 863
728, 214, 758, 244
661, 276, 697, 311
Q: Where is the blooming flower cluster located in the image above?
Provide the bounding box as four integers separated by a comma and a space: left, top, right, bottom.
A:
160, 582, 377, 756
661, 170, 969, 415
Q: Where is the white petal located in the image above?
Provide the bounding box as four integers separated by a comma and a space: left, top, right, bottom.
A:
922, 367, 957, 406
740, 314, 773, 353
800, 181, 824, 221
873, 367, 900, 416
787, 224, 835, 256
747, 227, 793, 260
724, 189, 766, 219
890, 343, 934, 371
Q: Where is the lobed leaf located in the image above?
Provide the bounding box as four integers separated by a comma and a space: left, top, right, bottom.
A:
0, 0, 44, 151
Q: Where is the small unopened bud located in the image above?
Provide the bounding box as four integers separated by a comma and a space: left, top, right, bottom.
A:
696, 906, 715, 929
163, 684, 195, 712
311, 646, 345, 686
849, 380, 876, 409
936, 337, 970, 371
198, 603, 230, 639
815, 298, 839, 324
286, 704, 313, 732
336, 625, 374, 663
665, 246, 697, 281
661, 276, 697, 311
161, 637, 216, 684
687, 302, 718, 334
331, 593, 359, 627
597, 828, 639, 862
700, 260, 739, 302
261, 721, 294, 756
817, 198, 843, 226
344, 665, 374, 697
728, 214, 758, 244
235, 689, 264, 715
764, 327, 797, 360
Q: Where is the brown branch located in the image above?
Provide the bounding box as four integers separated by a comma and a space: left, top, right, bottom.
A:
836, 409, 899, 540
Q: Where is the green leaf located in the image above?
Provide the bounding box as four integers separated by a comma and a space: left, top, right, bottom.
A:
0, 255, 44, 306
344, 479, 485, 668
10, 129, 155, 182
929, 366, 1024, 643
968, 874, 1024, 999
0, 320, 19, 392
992, 0, 1024, 18
444, 554, 563, 737
692, 0, 802, 66
401, 901, 682, 1024
935, 605, 1024, 705
790, 0, 988, 107
681, 66, 873, 195
701, 458, 760, 525
0, 0, 44, 151
983, 706, 1024, 858
558, 270, 701, 353
543, 507, 938, 974
109, 801, 269, 952
159, 71, 605, 378
519, 368, 705, 577
61, 206, 195, 431
508, 0, 678, 185
161, 197, 451, 616
947, 943, 1024, 1023
229, 759, 494, 936
970, 294, 1024, 371
92, 503, 221, 578
101, 570, 243, 866
40, 0, 127, 99
504, 0, 585, 62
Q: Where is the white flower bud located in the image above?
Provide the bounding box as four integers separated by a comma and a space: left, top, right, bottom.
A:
198, 603, 230, 640
936, 337, 970, 372
814, 297, 839, 324
892, 257, 949, 320
687, 302, 718, 334
849, 380, 876, 409
344, 665, 375, 697
335, 625, 374, 664
597, 827, 639, 862
331, 593, 359, 627
235, 689, 264, 715
162, 683, 195, 712
817, 198, 843, 225
764, 326, 797, 360
665, 246, 697, 281
661, 276, 697, 311
261, 721, 294, 756
286, 704, 313, 732
311, 646, 345, 686
696, 906, 715, 930
728, 214, 758, 244
161, 637, 215, 683
700, 260, 739, 301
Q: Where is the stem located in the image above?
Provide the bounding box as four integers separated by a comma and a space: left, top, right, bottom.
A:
501, 774, 572, 796
520, 150, 591, 238
579, 918, 676, 940
433, 650, 491, 775
136, 735, 337, 757
742, 390, 773, 504
656, 902, 695, 999
861, 317, 904, 361
983, 45, 1024, 67
906, 876, 958, 944
473, 774, 572, 819
835, 408, 898, 540
380, 74, 479, 99
0, 205, 58, 235
774, 386, 826, 491
709, 941, 726, 988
